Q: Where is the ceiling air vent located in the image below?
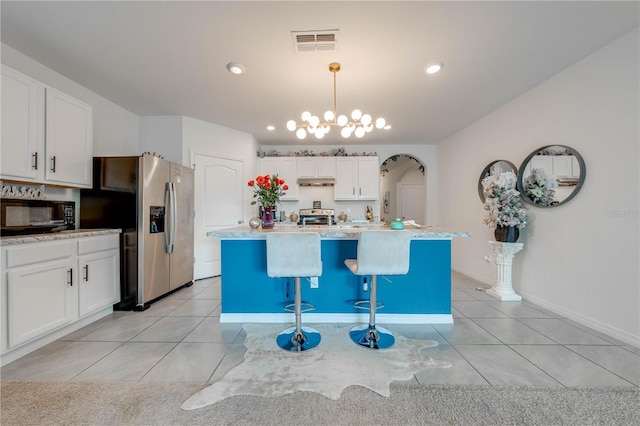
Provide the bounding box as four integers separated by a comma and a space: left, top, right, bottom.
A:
291, 30, 339, 53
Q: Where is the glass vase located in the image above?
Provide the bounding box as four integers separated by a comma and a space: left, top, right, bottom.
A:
494, 226, 519, 243
261, 206, 275, 229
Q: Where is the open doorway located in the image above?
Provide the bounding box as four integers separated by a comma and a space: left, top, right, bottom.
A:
380, 154, 427, 225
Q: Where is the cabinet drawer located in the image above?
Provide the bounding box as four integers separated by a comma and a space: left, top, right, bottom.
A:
5, 241, 73, 268
78, 235, 119, 255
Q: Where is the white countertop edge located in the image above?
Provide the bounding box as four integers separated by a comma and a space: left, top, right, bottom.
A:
207, 225, 470, 240
0, 229, 122, 246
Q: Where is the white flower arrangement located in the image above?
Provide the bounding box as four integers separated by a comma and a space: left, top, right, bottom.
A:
523, 168, 558, 206
482, 171, 528, 229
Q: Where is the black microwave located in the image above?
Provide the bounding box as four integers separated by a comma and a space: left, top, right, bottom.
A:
0, 199, 75, 236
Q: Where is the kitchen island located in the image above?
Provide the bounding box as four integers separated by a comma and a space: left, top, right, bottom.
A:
209, 225, 470, 324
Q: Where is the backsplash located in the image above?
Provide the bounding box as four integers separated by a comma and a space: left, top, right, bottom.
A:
263, 185, 382, 222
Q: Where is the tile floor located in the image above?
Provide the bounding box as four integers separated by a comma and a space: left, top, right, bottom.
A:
2, 272, 638, 387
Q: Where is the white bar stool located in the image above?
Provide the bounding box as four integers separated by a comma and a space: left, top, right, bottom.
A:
344, 230, 411, 349
266, 232, 322, 352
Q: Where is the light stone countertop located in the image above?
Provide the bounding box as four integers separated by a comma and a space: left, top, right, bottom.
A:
207, 224, 470, 240
0, 229, 121, 246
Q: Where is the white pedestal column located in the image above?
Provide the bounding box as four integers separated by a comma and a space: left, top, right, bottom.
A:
486, 241, 524, 301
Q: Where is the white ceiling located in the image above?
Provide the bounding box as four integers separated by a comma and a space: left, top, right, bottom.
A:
1, 1, 638, 146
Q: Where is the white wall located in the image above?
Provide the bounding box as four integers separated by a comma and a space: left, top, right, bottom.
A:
1, 44, 140, 157
437, 28, 639, 345
139, 116, 184, 163
262, 144, 437, 224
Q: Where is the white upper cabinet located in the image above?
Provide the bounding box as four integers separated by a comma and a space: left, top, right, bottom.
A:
297, 157, 336, 178
258, 157, 298, 200
44, 87, 93, 187
524, 155, 579, 179
1, 65, 44, 182
0, 65, 93, 188
335, 157, 379, 200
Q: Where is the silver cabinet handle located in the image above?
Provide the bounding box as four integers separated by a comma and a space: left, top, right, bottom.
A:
83, 265, 89, 282
352, 187, 355, 195
50, 156, 56, 173
32, 152, 38, 170
67, 268, 73, 286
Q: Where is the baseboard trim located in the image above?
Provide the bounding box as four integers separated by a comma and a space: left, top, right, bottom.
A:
220, 313, 454, 324
452, 268, 639, 347
451, 266, 493, 287
519, 291, 639, 347
1, 307, 113, 367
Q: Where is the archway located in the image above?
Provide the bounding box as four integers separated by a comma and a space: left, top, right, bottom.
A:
380, 154, 427, 224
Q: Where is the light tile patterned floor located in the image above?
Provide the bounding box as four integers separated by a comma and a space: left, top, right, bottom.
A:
2, 273, 638, 387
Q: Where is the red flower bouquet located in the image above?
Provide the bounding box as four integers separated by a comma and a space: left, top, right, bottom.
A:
248, 174, 288, 207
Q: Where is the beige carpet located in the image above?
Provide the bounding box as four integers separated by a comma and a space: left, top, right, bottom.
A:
182, 323, 450, 410
2, 381, 638, 425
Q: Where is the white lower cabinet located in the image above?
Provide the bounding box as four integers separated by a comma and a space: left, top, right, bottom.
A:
77, 236, 120, 318
7, 258, 74, 348
1, 233, 120, 363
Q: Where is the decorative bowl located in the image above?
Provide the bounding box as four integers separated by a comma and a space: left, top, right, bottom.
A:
390, 219, 405, 230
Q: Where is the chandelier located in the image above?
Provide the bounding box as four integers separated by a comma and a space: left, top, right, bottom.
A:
286, 62, 387, 140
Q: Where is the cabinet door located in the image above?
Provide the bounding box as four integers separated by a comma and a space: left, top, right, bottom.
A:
78, 249, 120, 318
277, 157, 298, 200
7, 259, 74, 348
259, 157, 298, 200
316, 157, 336, 177
552, 156, 572, 178
296, 157, 316, 178
335, 158, 357, 200
258, 157, 277, 176
571, 156, 580, 178
527, 155, 553, 177
1, 66, 44, 181
45, 87, 93, 187
357, 157, 380, 200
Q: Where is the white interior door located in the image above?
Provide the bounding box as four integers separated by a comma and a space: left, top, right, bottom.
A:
193, 153, 244, 279
398, 183, 426, 224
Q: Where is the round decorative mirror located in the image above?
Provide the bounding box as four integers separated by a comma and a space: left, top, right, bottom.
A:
517, 145, 586, 207
478, 160, 517, 202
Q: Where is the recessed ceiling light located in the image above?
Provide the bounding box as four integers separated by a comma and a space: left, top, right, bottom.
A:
226, 62, 245, 75
266, 125, 275, 131
425, 62, 444, 74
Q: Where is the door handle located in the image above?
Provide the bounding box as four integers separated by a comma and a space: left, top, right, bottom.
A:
83, 265, 89, 282
165, 182, 176, 253
67, 268, 73, 286
50, 156, 56, 173
32, 152, 38, 170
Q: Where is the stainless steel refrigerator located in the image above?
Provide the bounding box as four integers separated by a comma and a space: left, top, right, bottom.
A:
80, 155, 194, 310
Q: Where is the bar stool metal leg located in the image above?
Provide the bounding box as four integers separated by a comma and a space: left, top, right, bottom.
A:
277, 277, 321, 352
349, 275, 395, 349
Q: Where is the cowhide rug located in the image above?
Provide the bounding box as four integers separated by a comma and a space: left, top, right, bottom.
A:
182, 323, 450, 410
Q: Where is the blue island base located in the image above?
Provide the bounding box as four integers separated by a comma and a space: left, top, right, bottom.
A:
219, 238, 453, 324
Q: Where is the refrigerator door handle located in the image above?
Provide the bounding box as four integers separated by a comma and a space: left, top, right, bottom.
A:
165, 182, 177, 253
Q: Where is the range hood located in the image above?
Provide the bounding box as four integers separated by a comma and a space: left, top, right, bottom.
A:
297, 177, 335, 187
